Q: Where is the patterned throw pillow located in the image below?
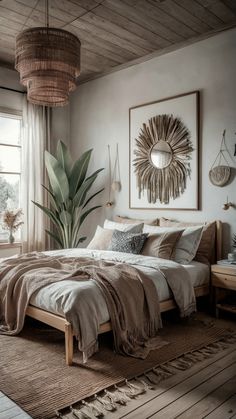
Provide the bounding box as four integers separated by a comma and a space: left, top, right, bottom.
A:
108, 230, 148, 254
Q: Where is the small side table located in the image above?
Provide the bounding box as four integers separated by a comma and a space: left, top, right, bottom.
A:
211, 264, 236, 318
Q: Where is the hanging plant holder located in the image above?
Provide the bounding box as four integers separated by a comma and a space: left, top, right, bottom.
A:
209, 165, 230, 186
209, 130, 231, 187
105, 144, 121, 206
111, 143, 121, 192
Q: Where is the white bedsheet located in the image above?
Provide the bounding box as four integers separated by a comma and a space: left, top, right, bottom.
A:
30, 249, 209, 324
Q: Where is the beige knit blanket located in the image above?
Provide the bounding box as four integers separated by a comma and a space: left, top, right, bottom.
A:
0, 252, 165, 360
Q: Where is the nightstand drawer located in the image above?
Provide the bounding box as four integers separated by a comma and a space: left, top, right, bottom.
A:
212, 272, 236, 290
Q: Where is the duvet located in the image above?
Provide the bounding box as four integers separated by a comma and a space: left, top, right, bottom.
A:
0, 249, 196, 360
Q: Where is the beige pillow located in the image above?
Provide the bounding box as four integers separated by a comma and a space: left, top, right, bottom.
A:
142, 230, 183, 259
175, 226, 203, 264
194, 222, 216, 265
143, 224, 204, 264
87, 226, 113, 250
159, 218, 216, 265
114, 215, 158, 226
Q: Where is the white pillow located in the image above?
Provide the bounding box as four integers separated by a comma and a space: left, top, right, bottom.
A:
87, 226, 113, 250
174, 226, 203, 264
104, 219, 143, 233
143, 224, 203, 264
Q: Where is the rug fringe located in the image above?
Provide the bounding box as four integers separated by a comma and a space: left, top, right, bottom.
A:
56, 332, 236, 419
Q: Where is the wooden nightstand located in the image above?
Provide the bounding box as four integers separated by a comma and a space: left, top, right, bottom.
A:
211, 264, 236, 318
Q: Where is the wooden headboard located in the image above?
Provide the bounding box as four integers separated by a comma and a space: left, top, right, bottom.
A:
216, 220, 223, 262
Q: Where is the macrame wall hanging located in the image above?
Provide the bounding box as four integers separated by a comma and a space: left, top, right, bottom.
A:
106, 144, 121, 207
133, 114, 193, 205
111, 143, 121, 193
209, 130, 231, 187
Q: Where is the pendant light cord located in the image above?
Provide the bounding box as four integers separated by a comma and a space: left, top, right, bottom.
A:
20, 0, 40, 30
112, 143, 121, 183
46, 0, 49, 28
211, 129, 230, 169
61, 1, 105, 29
107, 145, 112, 203
21, 0, 104, 31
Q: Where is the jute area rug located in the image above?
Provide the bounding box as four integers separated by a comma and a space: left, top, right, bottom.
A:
0, 316, 235, 419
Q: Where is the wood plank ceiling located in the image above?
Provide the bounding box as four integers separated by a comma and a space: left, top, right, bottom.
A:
0, 0, 236, 83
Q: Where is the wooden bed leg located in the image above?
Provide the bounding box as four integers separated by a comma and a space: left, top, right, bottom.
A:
65, 322, 73, 366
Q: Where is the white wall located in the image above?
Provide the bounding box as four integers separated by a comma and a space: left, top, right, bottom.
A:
51, 104, 70, 152
70, 28, 236, 254
0, 66, 23, 92
0, 67, 23, 110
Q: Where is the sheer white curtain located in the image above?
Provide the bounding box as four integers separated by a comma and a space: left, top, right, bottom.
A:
21, 95, 51, 253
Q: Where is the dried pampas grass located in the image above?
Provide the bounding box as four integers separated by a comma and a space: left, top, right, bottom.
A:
2, 209, 24, 232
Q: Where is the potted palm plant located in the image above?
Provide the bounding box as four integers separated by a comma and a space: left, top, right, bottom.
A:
33, 141, 104, 249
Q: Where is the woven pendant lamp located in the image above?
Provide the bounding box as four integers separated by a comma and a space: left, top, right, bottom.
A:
15, 1, 81, 107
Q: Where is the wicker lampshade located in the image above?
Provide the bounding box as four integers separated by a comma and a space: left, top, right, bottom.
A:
15, 27, 81, 107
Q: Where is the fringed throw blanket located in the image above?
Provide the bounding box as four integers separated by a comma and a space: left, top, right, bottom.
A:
0, 252, 165, 360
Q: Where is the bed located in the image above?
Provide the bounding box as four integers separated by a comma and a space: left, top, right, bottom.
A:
23, 220, 222, 365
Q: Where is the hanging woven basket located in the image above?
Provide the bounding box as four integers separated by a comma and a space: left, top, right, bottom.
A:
209, 165, 231, 186
209, 130, 232, 187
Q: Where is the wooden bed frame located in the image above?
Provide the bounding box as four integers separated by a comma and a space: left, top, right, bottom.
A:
26, 221, 223, 366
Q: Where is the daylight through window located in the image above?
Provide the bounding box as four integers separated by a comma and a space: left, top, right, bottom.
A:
0, 111, 22, 242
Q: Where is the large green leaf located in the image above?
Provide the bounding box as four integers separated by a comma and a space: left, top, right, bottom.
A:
45, 150, 69, 204
42, 184, 59, 211
32, 201, 62, 230
45, 229, 63, 248
79, 205, 101, 228
82, 188, 104, 209
66, 198, 73, 213
73, 168, 104, 208
73, 176, 96, 208
71, 207, 82, 245
59, 210, 72, 226
86, 168, 104, 181
56, 141, 72, 178
69, 149, 92, 198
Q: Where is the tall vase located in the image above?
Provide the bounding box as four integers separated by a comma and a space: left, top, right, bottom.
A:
8, 230, 15, 244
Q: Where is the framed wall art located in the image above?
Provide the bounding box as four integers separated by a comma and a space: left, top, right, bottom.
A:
129, 91, 199, 210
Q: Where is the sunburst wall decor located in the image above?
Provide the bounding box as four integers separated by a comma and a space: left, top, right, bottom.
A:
133, 114, 193, 204
129, 91, 199, 210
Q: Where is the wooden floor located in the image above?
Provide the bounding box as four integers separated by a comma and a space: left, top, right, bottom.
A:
119, 345, 236, 419
109, 315, 236, 419
0, 392, 32, 419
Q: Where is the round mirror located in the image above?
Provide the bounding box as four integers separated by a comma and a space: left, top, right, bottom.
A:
150, 140, 172, 169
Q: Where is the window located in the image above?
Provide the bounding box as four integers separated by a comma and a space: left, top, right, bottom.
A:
0, 110, 22, 242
